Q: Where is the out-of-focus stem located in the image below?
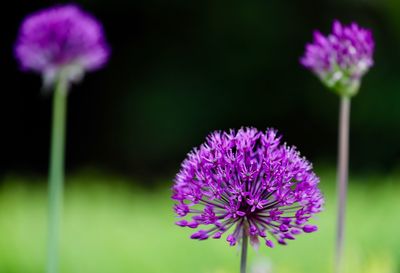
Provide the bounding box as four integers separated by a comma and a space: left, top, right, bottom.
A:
335, 96, 351, 273
240, 233, 248, 273
46, 79, 68, 273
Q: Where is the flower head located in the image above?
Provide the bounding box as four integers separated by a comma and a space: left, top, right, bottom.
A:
14, 4, 110, 87
300, 20, 374, 97
172, 128, 323, 248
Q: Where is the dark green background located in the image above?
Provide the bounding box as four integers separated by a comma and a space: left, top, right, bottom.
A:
1, 0, 399, 181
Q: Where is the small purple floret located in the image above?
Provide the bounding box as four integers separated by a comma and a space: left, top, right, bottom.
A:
175, 220, 188, 227
14, 4, 110, 86
266, 240, 274, 248
300, 20, 374, 96
303, 225, 318, 233
172, 128, 324, 248
227, 234, 237, 246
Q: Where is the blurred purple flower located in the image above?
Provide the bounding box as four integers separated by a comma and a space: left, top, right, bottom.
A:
301, 20, 374, 96
14, 4, 110, 87
172, 128, 323, 248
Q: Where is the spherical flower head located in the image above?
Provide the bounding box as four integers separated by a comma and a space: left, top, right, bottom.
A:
14, 4, 110, 87
172, 128, 324, 249
300, 20, 374, 97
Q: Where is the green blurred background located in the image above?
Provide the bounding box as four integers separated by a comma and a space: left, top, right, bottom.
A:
0, 0, 399, 272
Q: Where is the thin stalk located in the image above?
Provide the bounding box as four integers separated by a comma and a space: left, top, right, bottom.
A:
335, 96, 351, 273
240, 233, 248, 273
46, 79, 68, 273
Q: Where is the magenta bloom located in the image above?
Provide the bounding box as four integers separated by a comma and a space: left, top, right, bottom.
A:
14, 4, 110, 86
300, 20, 374, 96
172, 128, 323, 248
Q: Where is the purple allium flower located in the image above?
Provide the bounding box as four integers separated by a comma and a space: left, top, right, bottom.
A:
172, 128, 324, 248
14, 4, 110, 87
300, 20, 374, 97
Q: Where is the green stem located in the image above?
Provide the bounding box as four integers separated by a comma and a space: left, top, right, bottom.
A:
335, 96, 351, 273
240, 233, 248, 273
46, 80, 68, 273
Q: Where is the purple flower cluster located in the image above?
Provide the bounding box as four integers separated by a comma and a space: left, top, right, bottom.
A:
301, 20, 374, 96
14, 4, 110, 86
172, 128, 323, 248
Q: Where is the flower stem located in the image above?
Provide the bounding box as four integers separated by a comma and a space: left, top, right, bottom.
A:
240, 233, 248, 273
335, 96, 351, 273
46, 79, 68, 273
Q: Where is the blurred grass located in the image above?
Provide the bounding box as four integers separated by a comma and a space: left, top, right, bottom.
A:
0, 169, 399, 273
